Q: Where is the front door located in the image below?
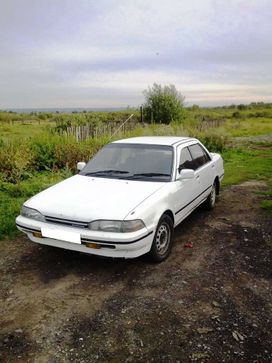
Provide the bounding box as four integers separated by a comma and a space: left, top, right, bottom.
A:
173, 145, 200, 225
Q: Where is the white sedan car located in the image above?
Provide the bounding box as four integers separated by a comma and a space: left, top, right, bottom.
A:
16, 136, 224, 262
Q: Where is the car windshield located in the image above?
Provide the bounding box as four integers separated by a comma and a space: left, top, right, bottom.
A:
80, 143, 173, 182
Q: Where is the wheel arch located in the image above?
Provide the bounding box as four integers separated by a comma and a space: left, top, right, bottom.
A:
162, 209, 175, 225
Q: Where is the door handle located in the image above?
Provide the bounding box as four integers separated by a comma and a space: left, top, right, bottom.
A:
211, 164, 215, 168
196, 175, 200, 179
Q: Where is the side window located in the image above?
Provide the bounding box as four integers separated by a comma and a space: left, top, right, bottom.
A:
188, 143, 209, 169
179, 147, 193, 170
200, 145, 211, 163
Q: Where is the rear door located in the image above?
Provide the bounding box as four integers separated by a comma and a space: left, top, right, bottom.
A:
188, 143, 214, 200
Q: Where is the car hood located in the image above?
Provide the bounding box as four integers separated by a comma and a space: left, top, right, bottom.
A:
25, 175, 166, 221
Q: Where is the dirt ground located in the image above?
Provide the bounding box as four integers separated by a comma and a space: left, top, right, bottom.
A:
0, 182, 271, 363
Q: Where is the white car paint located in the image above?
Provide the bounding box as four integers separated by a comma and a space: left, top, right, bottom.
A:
24, 175, 166, 222
16, 136, 224, 259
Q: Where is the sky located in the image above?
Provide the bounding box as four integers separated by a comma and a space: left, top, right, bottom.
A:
0, 0, 272, 108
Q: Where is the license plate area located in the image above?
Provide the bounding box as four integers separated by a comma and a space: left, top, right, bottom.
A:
41, 227, 81, 244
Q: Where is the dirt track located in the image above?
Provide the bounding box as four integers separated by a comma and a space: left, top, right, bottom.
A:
1, 182, 271, 363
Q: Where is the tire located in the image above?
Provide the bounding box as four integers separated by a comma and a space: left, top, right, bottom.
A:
204, 182, 217, 210
149, 214, 174, 262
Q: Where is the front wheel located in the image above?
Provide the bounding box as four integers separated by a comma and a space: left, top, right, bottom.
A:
149, 214, 174, 262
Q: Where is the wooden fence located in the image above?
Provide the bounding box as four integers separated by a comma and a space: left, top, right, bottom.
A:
197, 118, 226, 131
65, 114, 139, 141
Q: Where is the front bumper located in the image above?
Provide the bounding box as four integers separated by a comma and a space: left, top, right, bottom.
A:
16, 215, 154, 258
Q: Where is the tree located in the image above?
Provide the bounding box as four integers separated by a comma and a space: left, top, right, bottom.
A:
143, 83, 185, 124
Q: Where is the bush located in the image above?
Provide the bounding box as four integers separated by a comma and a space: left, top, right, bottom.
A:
0, 142, 34, 183
143, 83, 185, 124
192, 131, 228, 153
233, 111, 242, 118
31, 135, 63, 170
54, 141, 85, 170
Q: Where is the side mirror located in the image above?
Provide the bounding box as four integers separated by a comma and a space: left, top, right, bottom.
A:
178, 168, 194, 180
77, 162, 86, 171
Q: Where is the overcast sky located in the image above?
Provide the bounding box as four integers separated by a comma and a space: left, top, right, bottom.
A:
0, 0, 271, 108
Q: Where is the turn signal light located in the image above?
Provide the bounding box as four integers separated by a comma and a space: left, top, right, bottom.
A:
85, 243, 101, 249
33, 231, 43, 238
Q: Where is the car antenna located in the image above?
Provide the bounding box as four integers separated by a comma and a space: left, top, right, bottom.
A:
108, 114, 134, 141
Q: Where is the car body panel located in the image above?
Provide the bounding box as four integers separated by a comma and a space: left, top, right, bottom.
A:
24, 174, 166, 222
16, 217, 154, 258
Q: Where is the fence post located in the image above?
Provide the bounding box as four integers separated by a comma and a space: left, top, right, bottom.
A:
140, 106, 144, 123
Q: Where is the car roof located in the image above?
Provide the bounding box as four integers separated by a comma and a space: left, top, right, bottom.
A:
112, 136, 196, 146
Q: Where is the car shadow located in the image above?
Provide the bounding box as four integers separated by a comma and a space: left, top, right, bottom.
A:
14, 204, 212, 284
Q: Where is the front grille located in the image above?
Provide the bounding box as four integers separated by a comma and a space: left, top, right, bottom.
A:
44, 216, 89, 229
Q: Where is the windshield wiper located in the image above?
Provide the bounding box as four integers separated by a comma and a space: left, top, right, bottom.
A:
84, 169, 129, 176
128, 172, 170, 179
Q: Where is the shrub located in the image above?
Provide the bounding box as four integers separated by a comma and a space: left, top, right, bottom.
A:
0, 142, 34, 183
54, 141, 85, 170
232, 111, 242, 118
191, 131, 228, 153
143, 83, 185, 124
31, 135, 63, 170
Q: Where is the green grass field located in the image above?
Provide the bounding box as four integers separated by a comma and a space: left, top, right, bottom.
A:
1, 104, 271, 239
222, 146, 272, 186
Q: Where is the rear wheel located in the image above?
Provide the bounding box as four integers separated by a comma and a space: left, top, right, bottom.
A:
149, 214, 174, 262
204, 182, 217, 210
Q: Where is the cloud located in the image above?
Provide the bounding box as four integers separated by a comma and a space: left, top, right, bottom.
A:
0, 0, 271, 107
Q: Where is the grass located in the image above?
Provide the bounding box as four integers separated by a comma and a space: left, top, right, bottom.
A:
0, 170, 71, 239
260, 200, 272, 213
0, 122, 53, 142
222, 147, 272, 186
225, 117, 272, 137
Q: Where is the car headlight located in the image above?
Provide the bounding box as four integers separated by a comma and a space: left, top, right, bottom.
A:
21, 206, 45, 221
88, 219, 145, 233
